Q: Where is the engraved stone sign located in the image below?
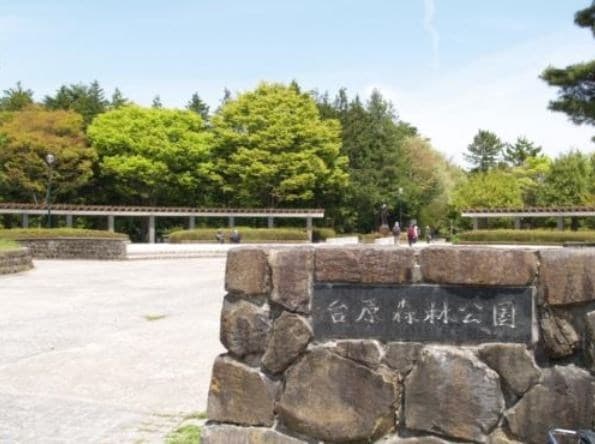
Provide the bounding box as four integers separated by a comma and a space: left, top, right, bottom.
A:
312, 284, 533, 343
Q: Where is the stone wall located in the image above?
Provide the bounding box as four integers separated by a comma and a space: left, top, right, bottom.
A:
0, 247, 33, 274
204, 246, 595, 444
18, 238, 127, 260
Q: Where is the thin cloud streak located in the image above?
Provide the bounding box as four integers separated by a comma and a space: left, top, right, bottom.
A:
423, 0, 440, 68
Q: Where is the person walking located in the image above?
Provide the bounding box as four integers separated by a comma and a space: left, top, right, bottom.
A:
425, 225, 432, 244
407, 223, 416, 247
392, 221, 401, 245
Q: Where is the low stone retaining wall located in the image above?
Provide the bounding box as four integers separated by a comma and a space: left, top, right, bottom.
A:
0, 247, 33, 274
18, 238, 127, 260
204, 245, 595, 444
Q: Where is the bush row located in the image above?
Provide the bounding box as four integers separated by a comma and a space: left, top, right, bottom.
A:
0, 228, 129, 240
168, 227, 336, 243
455, 229, 595, 244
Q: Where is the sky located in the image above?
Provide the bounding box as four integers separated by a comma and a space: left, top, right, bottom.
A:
0, 0, 593, 166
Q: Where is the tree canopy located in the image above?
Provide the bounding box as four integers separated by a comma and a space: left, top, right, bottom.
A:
0, 82, 34, 111
464, 130, 503, 172
44, 81, 109, 126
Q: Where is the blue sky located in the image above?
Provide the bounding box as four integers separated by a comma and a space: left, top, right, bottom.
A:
0, 0, 593, 165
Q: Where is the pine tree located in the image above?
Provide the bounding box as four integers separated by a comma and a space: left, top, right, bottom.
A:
110, 88, 128, 108
504, 137, 543, 167
464, 130, 504, 172
0, 82, 34, 111
151, 95, 163, 109
186, 93, 209, 121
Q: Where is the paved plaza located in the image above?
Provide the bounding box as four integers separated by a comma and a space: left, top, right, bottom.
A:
0, 257, 226, 443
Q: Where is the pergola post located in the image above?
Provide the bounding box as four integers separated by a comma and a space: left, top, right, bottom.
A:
514, 217, 521, 230
557, 217, 564, 231
189, 216, 196, 230
108, 215, 115, 232
66, 214, 73, 228
229, 216, 235, 228
306, 217, 313, 242
149, 215, 156, 243
268, 217, 274, 228
22, 214, 29, 228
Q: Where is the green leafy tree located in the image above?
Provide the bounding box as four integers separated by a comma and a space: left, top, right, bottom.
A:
44, 81, 109, 126
451, 170, 523, 210
541, 2, 595, 129
511, 155, 552, 206
110, 88, 129, 108
0, 108, 96, 202
464, 129, 504, 172
504, 137, 543, 167
537, 150, 593, 206
186, 93, 209, 121
211, 82, 348, 208
0, 82, 34, 111
87, 106, 214, 205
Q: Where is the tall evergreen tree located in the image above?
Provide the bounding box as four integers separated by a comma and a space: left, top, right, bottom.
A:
151, 95, 163, 109
504, 136, 543, 167
541, 2, 595, 129
110, 88, 129, 108
186, 93, 209, 121
44, 80, 108, 126
0, 82, 34, 111
464, 130, 504, 172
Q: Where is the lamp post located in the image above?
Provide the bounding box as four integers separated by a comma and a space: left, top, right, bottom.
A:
398, 187, 403, 228
45, 153, 55, 228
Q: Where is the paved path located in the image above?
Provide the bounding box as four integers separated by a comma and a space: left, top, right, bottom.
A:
0, 258, 226, 443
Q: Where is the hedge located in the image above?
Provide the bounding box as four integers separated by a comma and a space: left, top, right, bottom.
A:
168, 227, 336, 243
455, 229, 595, 245
0, 239, 19, 251
0, 228, 129, 240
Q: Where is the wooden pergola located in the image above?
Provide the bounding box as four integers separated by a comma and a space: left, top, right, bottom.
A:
0, 203, 325, 243
461, 206, 595, 230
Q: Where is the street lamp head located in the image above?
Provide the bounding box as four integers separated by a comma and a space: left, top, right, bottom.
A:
46, 153, 55, 165
398, 187, 403, 195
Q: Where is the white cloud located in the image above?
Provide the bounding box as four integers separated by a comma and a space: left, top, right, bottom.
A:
368, 31, 594, 167
422, 0, 440, 68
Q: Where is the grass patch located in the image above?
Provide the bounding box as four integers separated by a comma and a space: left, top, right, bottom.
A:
0, 228, 128, 240
166, 424, 201, 444
454, 229, 595, 245
144, 314, 167, 321
169, 227, 312, 243
183, 411, 207, 421
0, 239, 20, 251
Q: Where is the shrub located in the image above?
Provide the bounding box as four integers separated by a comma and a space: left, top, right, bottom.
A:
312, 228, 336, 242
0, 228, 128, 240
455, 229, 595, 245
0, 239, 19, 251
168, 227, 310, 243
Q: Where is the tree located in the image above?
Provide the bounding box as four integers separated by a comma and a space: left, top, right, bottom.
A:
210, 82, 348, 208
186, 93, 209, 121
503, 136, 543, 167
44, 81, 109, 126
0, 108, 96, 202
87, 106, 214, 205
0, 82, 34, 111
151, 95, 163, 109
451, 170, 523, 210
464, 130, 504, 172
541, 2, 595, 128
110, 88, 129, 108
537, 150, 593, 206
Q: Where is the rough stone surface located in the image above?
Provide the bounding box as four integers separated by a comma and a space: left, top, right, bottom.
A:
315, 247, 415, 283
586, 311, 595, 372
405, 347, 504, 443
0, 248, 33, 274
540, 311, 580, 358
202, 424, 307, 444
277, 348, 398, 442
261, 312, 312, 374
419, 247, 537, 286
207, 356, 277, 427
269, 248, 313, 313
377, 436, 455, 444
384, 342, 424, 375
505, 365, 595, 444
488, 428, 523, 444
18, 238, 127, 260
225, 248, 270, 296
334, 340, 383, 368
478, 344, 541, 396
538, 249, 595, 306
220, 298, 270, 358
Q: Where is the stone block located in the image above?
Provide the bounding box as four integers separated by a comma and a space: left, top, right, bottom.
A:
315, 247, 415, 284
220, 298, 270, 358
478, 344, 541, 396
505, 365, 595, 444
207, 356, 277, 427
585, 311, 595, 373
334, 340, 383, 368
225, 248, 270, 296
419, 247, 537, 286
202, 424, 307, 444
539, 310, 579, 358
488, 428, 523, 444
269, 248, 313, 313
538, 249, 595, 306
405, 347, 504, 443
377, 436, 456, 443
277, 348, 398, 442
262, 312, 312, 374
384, 342, 424, 375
